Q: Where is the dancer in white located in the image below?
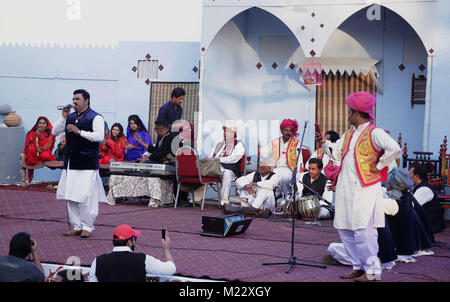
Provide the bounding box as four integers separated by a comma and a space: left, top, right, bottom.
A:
53, 89, 107, 238
319, 91, 401, 281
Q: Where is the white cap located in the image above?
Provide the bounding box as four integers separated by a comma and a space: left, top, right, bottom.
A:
260, 157, 275, 168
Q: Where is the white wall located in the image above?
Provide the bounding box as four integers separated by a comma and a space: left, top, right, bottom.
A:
202, 7, 315, 158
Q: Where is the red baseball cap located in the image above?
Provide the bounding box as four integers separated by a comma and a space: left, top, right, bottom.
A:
113, 224, 141, 241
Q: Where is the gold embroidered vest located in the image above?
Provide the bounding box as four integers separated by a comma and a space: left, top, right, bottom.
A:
335, 124, 387, 187
271, 137, 299, 171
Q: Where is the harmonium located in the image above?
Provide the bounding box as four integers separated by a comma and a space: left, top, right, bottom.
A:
101, 162, 176, 179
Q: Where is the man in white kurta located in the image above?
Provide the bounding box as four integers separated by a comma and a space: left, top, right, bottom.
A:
321, 91, 401, 281
52, 90, 107, 238
207, 125, 245, 206
236, 158, 280, 213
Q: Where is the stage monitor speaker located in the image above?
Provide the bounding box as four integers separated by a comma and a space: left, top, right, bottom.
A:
200, 213, 252, 237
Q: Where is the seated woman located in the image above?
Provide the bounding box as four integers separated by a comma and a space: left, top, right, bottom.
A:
53, 134, 66, 161
99, 123, 127, 165
124, 115, 151, 162
385, 168, 434, 262
20, 116, 57, 186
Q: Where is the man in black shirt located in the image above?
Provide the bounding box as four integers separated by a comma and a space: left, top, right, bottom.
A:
301, 158, 328, 197
88, 224, 175, 282
141, 119, 178, 165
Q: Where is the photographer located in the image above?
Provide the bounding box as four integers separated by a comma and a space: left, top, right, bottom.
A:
0, 232, 44, 282
88, 224, 176, 282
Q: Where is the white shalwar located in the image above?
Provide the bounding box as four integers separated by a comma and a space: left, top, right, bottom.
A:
323, 122, 401, 273
235, 172, 281, 213
261, 138, 303, 199
210, 140, 245, 205
52, 115, 107, 233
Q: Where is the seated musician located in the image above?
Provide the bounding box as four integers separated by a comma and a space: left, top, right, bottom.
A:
99, 123, 127, 165
235, 158, 280, 214
189, 123, 245, 208
20, 116, 57, 186
53, 134, 66, 161
140, 119, 178, 165
260, 119, 305, 203
211, 124, 246, 208
307, 130, 340, 181
276, 158, 333, 219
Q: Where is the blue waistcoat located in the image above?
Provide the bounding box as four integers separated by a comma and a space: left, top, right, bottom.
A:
64, 108, 100, 170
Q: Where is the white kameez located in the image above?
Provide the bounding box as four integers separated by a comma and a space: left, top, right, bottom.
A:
209, 140, 246, 205
236, 171, 281, 212
261, 138, 303, 198
52, 114, 107, 232
323, 122, 401, 231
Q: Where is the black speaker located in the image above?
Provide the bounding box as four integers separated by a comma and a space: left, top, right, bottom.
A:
200, 213, 252, 237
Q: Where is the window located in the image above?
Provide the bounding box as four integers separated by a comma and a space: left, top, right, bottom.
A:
411, 73, 426, 107
148, 82, 199, 143
137, 60, 159, 79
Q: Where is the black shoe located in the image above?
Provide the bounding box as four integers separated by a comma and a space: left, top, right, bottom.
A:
178, 201, 193, 208
114, 197, 127, 203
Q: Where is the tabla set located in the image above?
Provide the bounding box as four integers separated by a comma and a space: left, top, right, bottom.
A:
284, 194, 323, 225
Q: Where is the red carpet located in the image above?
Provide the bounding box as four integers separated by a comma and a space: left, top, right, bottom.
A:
1, 186, 449, 282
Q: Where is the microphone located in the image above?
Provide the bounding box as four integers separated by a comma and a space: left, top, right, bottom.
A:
57, 104, 74, 110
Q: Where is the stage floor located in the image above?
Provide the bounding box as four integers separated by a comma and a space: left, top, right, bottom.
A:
1, 184, 449, 282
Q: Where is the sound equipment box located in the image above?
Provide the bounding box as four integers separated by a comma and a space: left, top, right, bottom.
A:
200, 213, 252, 237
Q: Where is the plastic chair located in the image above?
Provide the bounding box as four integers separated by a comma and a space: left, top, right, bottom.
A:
174, 146, 221, 210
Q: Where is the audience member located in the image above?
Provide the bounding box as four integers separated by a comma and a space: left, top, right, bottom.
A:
0, 232, 44, 282
124, 115, 151, 162
53, 134, 66, 161
386, 168, 434, 261
88, 224, 176, 282
20, 116, 57, 186
409, 165, 446, 233
99, 123, 127, 165
53, 269, 86, 282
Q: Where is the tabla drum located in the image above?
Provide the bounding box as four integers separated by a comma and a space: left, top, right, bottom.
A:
297, 195, 321, 220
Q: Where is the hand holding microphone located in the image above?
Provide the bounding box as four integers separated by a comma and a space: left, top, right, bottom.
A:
57, 104, 73, 119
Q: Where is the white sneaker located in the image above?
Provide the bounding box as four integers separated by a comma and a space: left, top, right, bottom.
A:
396, 255, 417, 263
413, 250, 434, 257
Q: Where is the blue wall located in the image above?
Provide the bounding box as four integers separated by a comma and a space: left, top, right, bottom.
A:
323, 6, 428, 153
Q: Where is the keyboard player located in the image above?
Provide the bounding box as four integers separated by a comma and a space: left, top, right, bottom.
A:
140, 119, 178, 166
140, 119, 190, 206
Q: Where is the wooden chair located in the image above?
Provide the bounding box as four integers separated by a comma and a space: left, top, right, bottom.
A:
174, 146, 221, 210
401, 135, 448, 194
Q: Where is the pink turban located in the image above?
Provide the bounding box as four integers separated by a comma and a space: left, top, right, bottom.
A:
280, 119, 299, 137
346, 91, 376, 121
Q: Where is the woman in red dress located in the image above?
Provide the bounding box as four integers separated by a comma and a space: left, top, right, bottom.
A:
99, 123, 127, 165
21, 116, 57, 185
